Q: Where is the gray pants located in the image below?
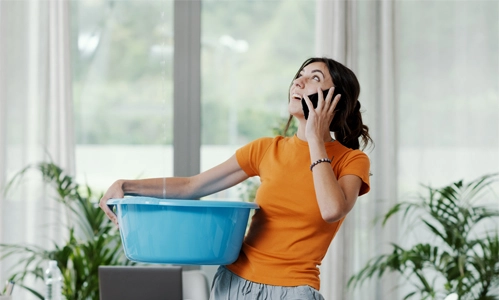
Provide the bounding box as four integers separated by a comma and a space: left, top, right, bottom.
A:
209, 266, 325, 300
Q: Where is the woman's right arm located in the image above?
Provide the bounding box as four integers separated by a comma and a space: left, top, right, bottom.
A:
99, 154, 249, 225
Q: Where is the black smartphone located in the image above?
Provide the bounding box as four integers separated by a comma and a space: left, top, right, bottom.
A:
301, 87, 343, 119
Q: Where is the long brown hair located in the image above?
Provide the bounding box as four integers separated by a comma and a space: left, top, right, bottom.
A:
285, 57, 373, 150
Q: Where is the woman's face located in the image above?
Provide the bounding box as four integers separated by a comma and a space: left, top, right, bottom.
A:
288, 61, 334, 117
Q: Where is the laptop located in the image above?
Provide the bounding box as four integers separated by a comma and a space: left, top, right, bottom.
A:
99, 266, 183, 300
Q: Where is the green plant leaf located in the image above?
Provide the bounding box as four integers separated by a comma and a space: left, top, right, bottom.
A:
350, 173, 499, 299
1, 161, 132, 299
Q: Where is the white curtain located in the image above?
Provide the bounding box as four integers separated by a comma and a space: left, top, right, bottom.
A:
0, 1, 74, 299
316, 1, 499, 299
316, 1, 399, 299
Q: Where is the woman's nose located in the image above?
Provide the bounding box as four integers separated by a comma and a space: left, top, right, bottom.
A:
293, 77, 305, 88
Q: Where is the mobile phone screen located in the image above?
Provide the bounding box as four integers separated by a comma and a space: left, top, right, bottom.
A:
301, 87, 342, 119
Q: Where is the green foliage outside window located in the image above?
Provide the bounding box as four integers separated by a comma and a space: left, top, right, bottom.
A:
72, 1, 314, 145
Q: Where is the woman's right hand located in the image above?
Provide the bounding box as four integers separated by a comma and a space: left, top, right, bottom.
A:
99, 180, 125, 226
303, 86, 340, 142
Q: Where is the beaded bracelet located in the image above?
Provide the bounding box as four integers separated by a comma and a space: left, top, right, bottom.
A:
310, 158, 332, 171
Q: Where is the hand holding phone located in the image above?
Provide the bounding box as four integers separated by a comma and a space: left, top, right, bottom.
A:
301, 87, 343, 119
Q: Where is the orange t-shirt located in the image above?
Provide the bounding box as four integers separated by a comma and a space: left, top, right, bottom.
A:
226, 135, 370, 290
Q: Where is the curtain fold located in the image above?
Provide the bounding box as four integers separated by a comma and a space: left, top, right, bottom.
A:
0, 0, 7, 263
0, 1, 74, 299
315, 1, 398, 299
372, 2, 399, 298
47, 0, 75, 174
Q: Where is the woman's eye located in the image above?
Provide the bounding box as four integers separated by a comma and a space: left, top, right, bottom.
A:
313, 75, 320, 82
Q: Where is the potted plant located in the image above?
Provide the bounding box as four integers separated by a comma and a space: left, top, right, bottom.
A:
0, 162, 132, 299
348, 174, 499, 299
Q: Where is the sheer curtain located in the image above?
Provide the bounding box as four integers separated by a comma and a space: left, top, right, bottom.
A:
315, 1, 398, 299
0, 1, 73, 299
316, 1, 499, 299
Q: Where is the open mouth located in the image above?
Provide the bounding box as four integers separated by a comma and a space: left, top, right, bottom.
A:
291, 93, 302, 100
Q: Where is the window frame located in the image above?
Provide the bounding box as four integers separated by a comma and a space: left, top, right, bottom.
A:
173, 0, 201, 177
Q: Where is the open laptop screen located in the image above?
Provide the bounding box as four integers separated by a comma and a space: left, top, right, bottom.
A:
99, 266, 183, 300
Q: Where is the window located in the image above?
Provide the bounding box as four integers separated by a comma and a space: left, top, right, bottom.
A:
72, 0, 174, 190
200, 0, 316, 199
72, 0, 317, 197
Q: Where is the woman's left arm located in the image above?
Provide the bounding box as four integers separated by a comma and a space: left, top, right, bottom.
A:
303, 87, 364, 223
308, 140, 363, 223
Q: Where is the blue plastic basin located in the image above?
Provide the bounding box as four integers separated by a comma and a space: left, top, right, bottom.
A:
107, 197, 259, 265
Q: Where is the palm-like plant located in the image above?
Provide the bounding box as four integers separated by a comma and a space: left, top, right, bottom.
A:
0, 162, 132, 299
348, 174, 499, 300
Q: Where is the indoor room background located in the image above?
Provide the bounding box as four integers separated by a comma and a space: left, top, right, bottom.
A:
0, 0, 498, 299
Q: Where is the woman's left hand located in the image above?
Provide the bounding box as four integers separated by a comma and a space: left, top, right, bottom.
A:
302, 86, 341, 141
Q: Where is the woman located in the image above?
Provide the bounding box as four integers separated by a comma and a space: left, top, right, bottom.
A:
99, 57, 372, 300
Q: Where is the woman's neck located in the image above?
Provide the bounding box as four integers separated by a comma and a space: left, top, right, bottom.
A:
295, 127, 333, 143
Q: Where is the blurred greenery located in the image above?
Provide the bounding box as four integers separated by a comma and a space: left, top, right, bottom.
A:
71, 0, 315, 145
0, 162, 132, 299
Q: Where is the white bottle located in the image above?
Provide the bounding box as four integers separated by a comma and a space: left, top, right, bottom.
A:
44, 260, 62, 300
